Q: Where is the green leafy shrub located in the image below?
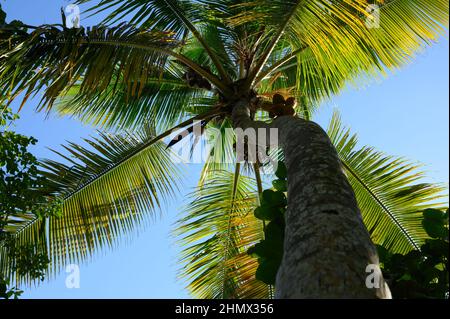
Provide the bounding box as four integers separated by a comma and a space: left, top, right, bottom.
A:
247, 162, 287, 285
1, 107, 61, 299
378, 208, 449, 299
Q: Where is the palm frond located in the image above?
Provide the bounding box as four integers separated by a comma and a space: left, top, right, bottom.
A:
242, 0, 448, 102
175, 166, 270, 299
183, 23, 238, 81
1, 124, 183, 283
197, 118, 236, 184
0, 22, 230, 112
328, 112, 446, 254
0, 217, 49, 285
78, 0, 200, 36
56, 69, 217, 131
0, 23, 178, 108
244, 1, 302, 89
78, 0, 232, 82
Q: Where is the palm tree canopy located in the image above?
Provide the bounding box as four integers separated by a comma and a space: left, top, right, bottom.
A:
1, 0, 448, 126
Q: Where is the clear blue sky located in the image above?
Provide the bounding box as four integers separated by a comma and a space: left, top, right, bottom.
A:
2, 0, 448, 298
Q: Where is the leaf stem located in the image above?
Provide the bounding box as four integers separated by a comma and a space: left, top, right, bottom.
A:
245, 0, 302, 90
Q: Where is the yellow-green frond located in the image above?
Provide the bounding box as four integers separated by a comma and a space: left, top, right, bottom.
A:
175, 168, 270, 299
0, 23, 179, 112
1, 125, 183, 284
253, 0, 448, 102
328, 111, 446, 254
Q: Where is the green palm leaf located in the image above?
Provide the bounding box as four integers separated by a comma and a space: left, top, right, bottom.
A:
78, 0, 232, 82
56, 70, 216, 131
78, 0, 200, 36
197, 118, 236, 184
0, 23, 181, 107
242, 0, 448, 102
328, 112, 446, 254
181, 23, 238, 80
0, 217, 48, 285
175, 167, 270, 298
0, 22, 229, 115
1, 124, 182, 283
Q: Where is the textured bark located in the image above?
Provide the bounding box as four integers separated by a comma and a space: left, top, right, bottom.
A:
232, 100, 391, 299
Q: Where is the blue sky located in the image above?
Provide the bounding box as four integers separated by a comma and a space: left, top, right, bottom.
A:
2, 0, 448, 298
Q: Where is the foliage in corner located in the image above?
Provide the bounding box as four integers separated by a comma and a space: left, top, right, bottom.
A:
379, 208, 449, 299
0, 106, 61, 298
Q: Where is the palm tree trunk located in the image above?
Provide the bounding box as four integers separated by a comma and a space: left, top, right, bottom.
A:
232, 100, 391, 299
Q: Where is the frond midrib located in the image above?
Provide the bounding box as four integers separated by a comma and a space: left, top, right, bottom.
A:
340, 159, 420, 250
60, 111, 219, 201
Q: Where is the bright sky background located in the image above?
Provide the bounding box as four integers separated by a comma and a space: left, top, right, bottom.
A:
2, 0, 448, 299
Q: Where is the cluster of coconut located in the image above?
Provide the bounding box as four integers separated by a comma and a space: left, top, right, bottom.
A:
265, 94, 296, 118
183, 67, 212, 90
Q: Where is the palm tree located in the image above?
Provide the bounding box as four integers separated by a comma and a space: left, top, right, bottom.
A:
0, 0, 448, 298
